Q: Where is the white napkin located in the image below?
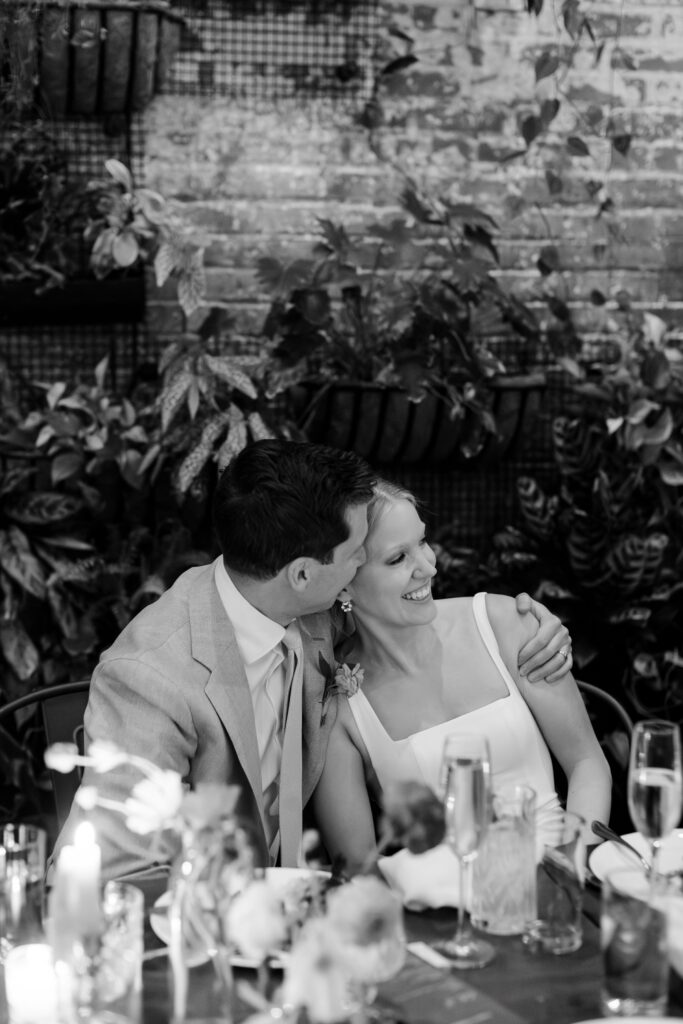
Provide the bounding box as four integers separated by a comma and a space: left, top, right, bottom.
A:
378, 844, 468, 910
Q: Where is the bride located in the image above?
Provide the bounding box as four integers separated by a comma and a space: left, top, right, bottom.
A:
313, 480, 611, 876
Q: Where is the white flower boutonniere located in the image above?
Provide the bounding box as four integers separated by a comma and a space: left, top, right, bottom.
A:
318, 654, 364, 725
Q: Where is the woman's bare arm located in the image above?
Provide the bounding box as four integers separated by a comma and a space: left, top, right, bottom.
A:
311, 701, 378, 875
487, 594, 612, 836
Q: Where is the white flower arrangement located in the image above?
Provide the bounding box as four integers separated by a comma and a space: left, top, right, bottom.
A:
45, 740, 411, 1024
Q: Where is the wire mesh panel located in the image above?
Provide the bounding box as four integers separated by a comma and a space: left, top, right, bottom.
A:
0, 322, 157, 391
166, 0, 379, 104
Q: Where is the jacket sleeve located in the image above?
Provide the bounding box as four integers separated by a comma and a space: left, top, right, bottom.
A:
51, 654, 198, 889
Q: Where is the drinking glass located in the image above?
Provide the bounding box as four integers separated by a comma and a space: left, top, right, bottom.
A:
471, 784, 536, 936
627, 719, 683, 879
434, 732, 494, 969
601, 867, 669, 1017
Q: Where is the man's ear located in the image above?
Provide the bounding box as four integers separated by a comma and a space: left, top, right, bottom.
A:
286, 557, 313, 593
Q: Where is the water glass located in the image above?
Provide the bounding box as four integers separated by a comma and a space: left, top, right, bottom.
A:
1, 825, 47, 884
601, 867, 669, 1017
51, 880, 144, 1023
471, 784, 536, 936
524, 809, 585, 954
0, 825, 47, 964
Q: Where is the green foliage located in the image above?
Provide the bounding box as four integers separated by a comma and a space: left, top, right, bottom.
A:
151, 308, 278, 497
0, 123, 93, 292
85, 159, 207, 318
433, 311, 683, 722
259, 186, 539, 449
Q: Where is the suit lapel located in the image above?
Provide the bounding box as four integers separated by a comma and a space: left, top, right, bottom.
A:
188, 571, 270, 844
299, 614, 336, 805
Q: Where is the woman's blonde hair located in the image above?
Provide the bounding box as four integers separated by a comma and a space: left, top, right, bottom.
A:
367, 478, 418, 533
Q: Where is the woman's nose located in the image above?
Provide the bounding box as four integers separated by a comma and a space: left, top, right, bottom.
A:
414, 552, 437, 577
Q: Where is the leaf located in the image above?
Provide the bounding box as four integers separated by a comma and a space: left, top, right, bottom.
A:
535, 51, 559, 82
357, 98, 384, 131
204, 355, 258, 399
51, 452, 83, 485
255, 256, 285, 292
611, 134, 632, 156
567, 136, 590, 157
521, 115, 543, 147
400, 188, 437, 225
177, 264, 206, 317
111, 231, 140, 268
540, 99, 560, 125
545, 170, 563, 196
562, 0, 581, 37
611, 49, 637, 71
641, 351, 671, 391
0, 620, 39, 681
463, 223, 499, 263
537, 245, 560, 275
40, 535, 94, 552
547, 296, 571, 322
0, 528, 46, 599
660, 465, 683, 486
154, 241, 178, 287
380, 55, 418, 77
639, 408, 673, 446
104, 159, 133, 191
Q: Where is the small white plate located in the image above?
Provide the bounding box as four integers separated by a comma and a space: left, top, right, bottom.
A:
589, 829, 683, 882
569, 1019, 683, 1024
149, 866, 329, 969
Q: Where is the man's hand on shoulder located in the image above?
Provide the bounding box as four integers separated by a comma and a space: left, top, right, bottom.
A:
514, 592, 573, 683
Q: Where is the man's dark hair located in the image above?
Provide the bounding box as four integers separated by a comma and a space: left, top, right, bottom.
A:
212, 440, 376, 579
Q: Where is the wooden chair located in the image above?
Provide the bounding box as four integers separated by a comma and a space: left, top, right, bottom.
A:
0, 681, 90, 830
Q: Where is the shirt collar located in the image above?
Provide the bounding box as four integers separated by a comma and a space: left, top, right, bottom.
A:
214, 557, 285, 665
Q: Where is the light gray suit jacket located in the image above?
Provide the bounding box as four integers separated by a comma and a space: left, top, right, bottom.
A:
55, 563, 339, 885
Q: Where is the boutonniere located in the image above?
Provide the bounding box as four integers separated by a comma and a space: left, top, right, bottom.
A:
318, 654, 364, 725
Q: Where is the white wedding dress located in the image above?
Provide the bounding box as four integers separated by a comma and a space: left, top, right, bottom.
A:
347, 592, 563, 907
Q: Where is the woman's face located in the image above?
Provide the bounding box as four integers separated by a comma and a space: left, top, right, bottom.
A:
347, 499, 437, 627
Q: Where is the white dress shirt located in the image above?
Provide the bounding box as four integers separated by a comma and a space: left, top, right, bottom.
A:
213, 558, 293, 839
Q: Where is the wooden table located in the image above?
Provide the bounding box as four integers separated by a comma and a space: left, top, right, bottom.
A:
140, 882, 683, 1024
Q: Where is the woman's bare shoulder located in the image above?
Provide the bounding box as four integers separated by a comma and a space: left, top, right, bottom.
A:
484, 592, 536, 645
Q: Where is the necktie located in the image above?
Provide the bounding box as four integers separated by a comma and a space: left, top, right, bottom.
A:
278, 623, 304, 867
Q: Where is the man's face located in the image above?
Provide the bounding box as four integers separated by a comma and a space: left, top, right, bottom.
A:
302, 503, 368, 614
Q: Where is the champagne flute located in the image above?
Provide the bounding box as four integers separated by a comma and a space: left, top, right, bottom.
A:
627, 719, 683, 880
434, 732, 495, 969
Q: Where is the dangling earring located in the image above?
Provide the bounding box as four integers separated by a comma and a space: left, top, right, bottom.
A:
340, 597, 353, 613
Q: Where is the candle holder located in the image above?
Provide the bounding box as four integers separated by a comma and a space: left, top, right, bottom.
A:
4, 943, 59, 1024
50, 881, 144, 1023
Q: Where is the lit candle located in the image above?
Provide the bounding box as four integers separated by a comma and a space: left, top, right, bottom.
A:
51, 821, 103, 943
4, 944, 58, 1024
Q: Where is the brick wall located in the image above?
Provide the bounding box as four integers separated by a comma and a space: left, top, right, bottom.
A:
145, 0, 683, 348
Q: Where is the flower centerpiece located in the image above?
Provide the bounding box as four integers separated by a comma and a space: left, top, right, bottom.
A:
46, 741, 445, 1024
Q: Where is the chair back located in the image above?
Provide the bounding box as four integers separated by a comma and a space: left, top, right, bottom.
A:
577, 680, 633, 833
0, 681, 90, 830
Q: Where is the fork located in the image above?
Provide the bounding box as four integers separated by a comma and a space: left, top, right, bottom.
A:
591, 820, 651, 873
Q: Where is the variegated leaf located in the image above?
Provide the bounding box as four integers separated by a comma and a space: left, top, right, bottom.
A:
0, 528, 46, 599
160, 370, 194, 432
204, 355, 258, 399
0, 619, 39, 681
247, 411, 274, 441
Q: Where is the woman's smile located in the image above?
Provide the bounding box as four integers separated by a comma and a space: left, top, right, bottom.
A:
402, 582, 432, 602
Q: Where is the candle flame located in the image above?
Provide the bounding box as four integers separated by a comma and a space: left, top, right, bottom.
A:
73, 821, 96, 848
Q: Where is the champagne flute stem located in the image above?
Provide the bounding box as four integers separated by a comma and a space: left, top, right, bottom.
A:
454, 857, 472, 948
649, 839, 662, 898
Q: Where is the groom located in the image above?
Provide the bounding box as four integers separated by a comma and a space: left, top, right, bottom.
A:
54, 439, 571, 886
